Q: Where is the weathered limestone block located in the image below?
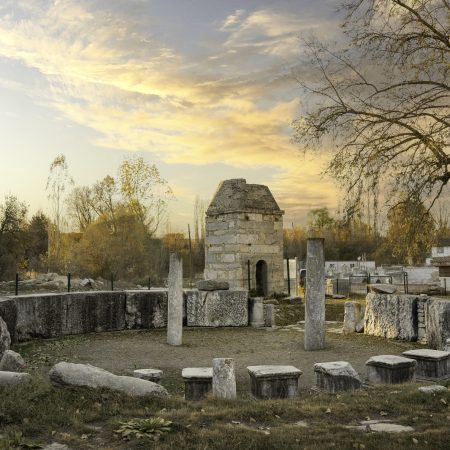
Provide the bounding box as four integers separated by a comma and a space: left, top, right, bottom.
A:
264, 304, 275, 327
366, 355, 416, 384
343, 302, 365, 333
49, 362, 169, 398
0, 297, 17, 343
196, 280, 230, 291
314, 361, 361, 393
125, 290, 167, 329
249, 297, 264, 327
0, 315, 11, 359
14, 292, 126, 341
182, 367, 213, 400
364, 293, 418, 341
425, 298, 450, 350
402, 349, 450, 380
167, 253, 183, 346
0, 371, 32, 387
133, 369, 163, 384
0, 349, 25, 372
186, 290, 248, 327
418, 385, 448, 394
212, 358, 236, 399
247, 365, 302, 399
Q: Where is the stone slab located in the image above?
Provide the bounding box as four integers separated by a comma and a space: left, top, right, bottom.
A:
370, 284, 397, 294
247, 365, 302, 378
182, 367, 213, 379
366, 355, 417, 368
125, 290, 168, 329
186, 290, 248, 327
49, 362, 169, 398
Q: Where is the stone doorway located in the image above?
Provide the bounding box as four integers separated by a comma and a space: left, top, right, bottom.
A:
256, 260, 268, 296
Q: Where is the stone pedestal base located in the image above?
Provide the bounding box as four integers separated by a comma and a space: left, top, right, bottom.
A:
247, 365, 302, 399
182, 368, 213, 401
402, 349, 450, 380
314, 361, 361, 393
133, 369, 163, 384
366, 355, 416, 384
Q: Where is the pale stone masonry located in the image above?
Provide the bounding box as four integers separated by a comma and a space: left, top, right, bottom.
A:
204, 179, 284, 295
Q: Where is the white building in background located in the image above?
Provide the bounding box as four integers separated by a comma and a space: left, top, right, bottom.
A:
324, 260, 376, 277
430, 238, 450, 291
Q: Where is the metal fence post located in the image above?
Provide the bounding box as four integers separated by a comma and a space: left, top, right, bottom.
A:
15, 273, 18, 296
286, 258, 291, 296
67, 273, 71, 292
111, 274, 114, 291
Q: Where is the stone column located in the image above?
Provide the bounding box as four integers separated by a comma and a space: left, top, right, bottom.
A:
167, 252, 183, 346
212, 358, 236, 399
304, 237, 325, 351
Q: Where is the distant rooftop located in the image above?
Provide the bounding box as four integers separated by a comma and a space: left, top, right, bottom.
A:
435, 238, 450, 247
206, 178, 284, 216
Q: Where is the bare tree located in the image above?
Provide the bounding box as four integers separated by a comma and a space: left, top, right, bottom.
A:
294, 0, 449, 214
67, 186, 98, 232
46, 154, 73, 270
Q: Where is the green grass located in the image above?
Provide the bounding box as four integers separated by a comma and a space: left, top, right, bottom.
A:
1, 378, 449, 449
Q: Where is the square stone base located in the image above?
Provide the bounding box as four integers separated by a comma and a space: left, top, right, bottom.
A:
366, 355, 416, 384
247, 365, 302, 399
402, 349, 450, 380
182, 368, 212, 401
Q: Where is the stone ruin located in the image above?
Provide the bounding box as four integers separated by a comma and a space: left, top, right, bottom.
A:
204, 178, 284, 295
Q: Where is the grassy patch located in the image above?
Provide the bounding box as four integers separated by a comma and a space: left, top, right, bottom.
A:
1, 377, 449, 449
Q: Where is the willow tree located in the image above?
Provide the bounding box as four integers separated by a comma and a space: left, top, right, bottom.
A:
294, 0, 449, 217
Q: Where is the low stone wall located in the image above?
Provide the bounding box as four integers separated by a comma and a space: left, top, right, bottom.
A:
0, 289, 249, 343
364, 293, 450, 349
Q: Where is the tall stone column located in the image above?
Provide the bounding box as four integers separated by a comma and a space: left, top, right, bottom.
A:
167, 252, 183, 346
304, 237, 325, 351
212, 358, 236, 399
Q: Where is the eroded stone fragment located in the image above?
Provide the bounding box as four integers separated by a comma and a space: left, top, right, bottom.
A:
212, 358, 236, 399
0, 349, 25, 372
49, 362, 169, 398
314, 361, 361, 393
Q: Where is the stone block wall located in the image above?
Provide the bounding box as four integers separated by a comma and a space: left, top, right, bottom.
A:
364, 293, 450, 349
204, 212, 284, 293
0, 289, 250, 343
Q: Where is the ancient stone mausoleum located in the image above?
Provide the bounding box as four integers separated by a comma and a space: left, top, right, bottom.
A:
204, 179, 284, 295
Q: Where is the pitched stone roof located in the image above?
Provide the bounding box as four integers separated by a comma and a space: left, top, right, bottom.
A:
206, 178, 284, 216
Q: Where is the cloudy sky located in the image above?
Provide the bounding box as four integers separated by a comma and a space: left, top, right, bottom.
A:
0, 0, 342, 232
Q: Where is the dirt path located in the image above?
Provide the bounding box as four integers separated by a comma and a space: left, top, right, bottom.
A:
18, 323, 426, 397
